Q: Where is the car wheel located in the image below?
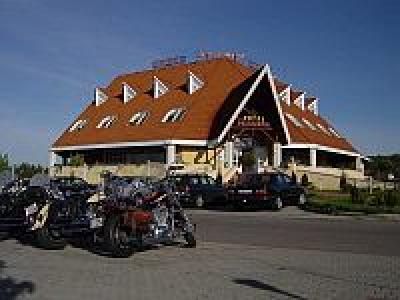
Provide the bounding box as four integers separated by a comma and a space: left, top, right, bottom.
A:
298, 193, 306, 206
196, 195, 204, 208
274, 197, 283, 211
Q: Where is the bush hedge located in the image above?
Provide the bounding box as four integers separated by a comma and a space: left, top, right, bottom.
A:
304, 188, 400, 215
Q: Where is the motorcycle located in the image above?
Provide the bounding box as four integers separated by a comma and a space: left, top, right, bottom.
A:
99, 175, 196, 257
0, 174, 98, 249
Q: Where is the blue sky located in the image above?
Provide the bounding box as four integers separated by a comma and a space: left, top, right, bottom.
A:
0, 0, 399, 165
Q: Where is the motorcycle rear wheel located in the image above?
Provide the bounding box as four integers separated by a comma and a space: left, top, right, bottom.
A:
103, 215, 134, 258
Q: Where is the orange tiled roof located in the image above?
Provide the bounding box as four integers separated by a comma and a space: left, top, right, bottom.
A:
53, 58, 253, 147
281, 101, 356, 152
53, 58, 357, 153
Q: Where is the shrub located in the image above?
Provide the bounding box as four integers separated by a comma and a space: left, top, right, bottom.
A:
301, 174, 309, 187
69, 154, 84, 167
291, 171, 297, 183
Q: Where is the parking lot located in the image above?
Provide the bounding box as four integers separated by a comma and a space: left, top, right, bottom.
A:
1, 208, 400, 300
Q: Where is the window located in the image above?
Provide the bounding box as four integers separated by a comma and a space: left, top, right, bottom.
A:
69, 119, 87, 132
130, 111, 149, 126
316, 123, 330, 135
190, 177, 199, 185
302, 118, 316, 131
207, 177, 216, 185
97, 115, 116, 128
162, 108, 186, 123
285, 113, 303, 127
329, 127, 341, 138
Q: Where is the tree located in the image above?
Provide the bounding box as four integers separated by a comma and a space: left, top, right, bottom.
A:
15, 163, 47, 179
301, 174, 309, 187
0, 154, 10, 173
68, 154, 84, 167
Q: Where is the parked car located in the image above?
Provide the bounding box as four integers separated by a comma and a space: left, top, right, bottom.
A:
226, 172, 306, 210
168, 174, 226, 208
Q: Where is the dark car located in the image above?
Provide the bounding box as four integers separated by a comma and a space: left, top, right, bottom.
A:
169, 174, 226, 208
226, 172, 306, 210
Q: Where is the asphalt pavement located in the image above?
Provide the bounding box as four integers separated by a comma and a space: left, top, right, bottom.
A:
0, 207, 399, 300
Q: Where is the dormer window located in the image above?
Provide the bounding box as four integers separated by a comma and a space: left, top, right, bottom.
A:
97, 115, 116, 128
279, 87, 291, 105
293, 93, 305, 110
123, 82, 137, 103
302, 118, 316, 131
69, 119, 87, 132
162, 108, 186, 123
285, 113, 303, 127
95, 88, 108, 106
328, 127, 341, 138
130, 111, 149, 126
153, 76, 168, 99
306, 98, 319, 115
188, 71, 204, 94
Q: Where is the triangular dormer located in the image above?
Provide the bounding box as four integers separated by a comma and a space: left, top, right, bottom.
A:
122, 82, 137, 103
293, 92, 305, 110
188, 71, 204, 94
306, 97, 319, 115
279, 86, 291, 106
153, 76, 168, 99
95, 88, 108, 106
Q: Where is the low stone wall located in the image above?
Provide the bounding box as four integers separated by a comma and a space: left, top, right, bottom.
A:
286, 164, 367, 191
50, 163, 166, 184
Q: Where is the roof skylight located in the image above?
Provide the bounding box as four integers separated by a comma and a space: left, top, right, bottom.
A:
162, 108, 186, 123
69, 119, 87, 132
316, 123, 330, 135
302, 118, 316, 131
130, 111, 149, 126
97, 116, 116, 128
285, 113, 303, 127
328, 127, 341, 138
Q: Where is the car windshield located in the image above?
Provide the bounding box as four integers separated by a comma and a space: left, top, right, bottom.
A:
238, 174, 271, 186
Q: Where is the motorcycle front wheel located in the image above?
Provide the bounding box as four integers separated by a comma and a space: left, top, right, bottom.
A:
103, 215, 134, 258
184, 232, 196, 248
35, 226, 67, 250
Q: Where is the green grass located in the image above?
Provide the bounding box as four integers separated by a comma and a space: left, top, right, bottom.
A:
305, 192, 400, 215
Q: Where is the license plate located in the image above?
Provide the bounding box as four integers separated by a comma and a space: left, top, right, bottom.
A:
238, 190, 252, 194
